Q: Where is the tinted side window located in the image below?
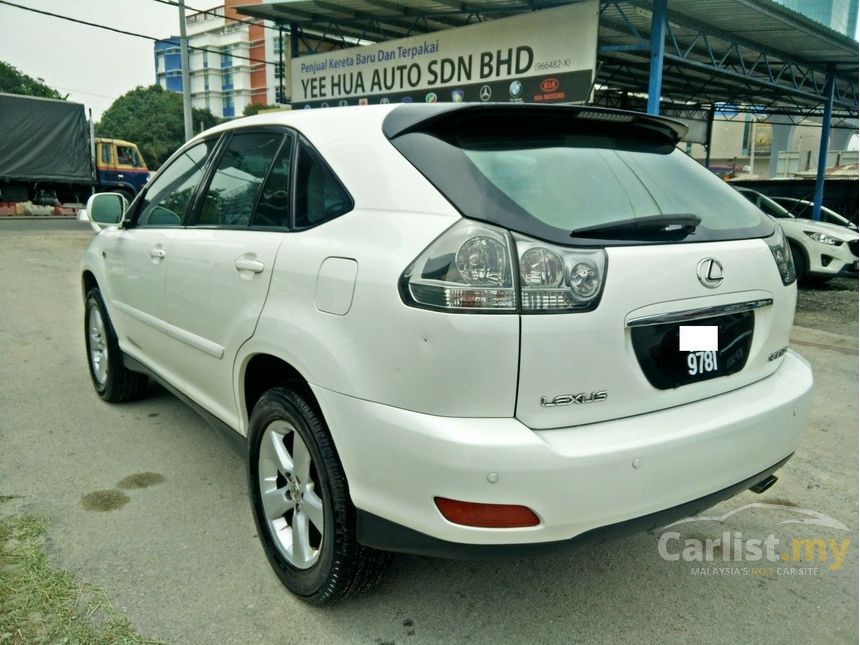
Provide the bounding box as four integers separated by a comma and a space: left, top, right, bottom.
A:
756, 195, 789, 218
793, 203, 812, 219
253, 135, 294, 228
294, 142, 351, 229
197, 133, 282, 227
138, 140, 214, 227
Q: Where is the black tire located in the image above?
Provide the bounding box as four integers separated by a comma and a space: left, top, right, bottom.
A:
247, 386, 390, 605
804, 275, 834, 287
84, 288, 148, 402
789, 243, 807, 283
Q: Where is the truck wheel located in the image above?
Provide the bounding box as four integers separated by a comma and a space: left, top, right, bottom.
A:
247, 386, 390, 604
114, 189, 133, 204
84, 288, 148, 402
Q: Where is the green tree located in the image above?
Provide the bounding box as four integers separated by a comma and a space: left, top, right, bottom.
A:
242, 103, 283, 117
0, 61, 64, 99
96, 85, 220, 169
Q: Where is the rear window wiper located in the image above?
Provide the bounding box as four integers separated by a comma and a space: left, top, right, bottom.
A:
571, 214, 702, 240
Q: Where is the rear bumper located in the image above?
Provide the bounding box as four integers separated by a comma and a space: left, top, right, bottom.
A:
356, 455, 792, 559
313, 351, 813, 553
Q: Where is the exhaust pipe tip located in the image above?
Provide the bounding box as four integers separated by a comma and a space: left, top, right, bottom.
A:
749, 474, 778, 494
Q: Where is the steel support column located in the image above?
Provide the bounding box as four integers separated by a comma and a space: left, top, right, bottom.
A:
290, 23, 299, 58
704, 103, 715, 168
278, 26, 286, 104
647, 0, 668, 115
812, 73, 835, 221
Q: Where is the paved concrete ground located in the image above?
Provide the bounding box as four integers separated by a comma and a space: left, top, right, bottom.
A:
1, 221, 857, 644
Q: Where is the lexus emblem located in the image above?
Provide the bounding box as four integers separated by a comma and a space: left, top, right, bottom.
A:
697, 258, 724, 288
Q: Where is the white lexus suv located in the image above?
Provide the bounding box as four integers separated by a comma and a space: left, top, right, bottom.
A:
79, 104, 813, 604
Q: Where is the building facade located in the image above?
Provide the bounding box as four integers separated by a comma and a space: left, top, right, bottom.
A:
773, 0, 858, 38
154, 0, 283, 119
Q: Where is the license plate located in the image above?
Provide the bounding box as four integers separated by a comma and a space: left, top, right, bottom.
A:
631, 312, 755, 390
686, 350, 719, 376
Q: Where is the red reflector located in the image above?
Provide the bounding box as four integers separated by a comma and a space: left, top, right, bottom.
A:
434, 497, 540, 528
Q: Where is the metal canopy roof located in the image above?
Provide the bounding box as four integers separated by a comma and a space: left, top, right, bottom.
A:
237, 0, 859, 121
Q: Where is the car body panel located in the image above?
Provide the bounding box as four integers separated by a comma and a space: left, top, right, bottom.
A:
517, 239, 795, 429
161, 229, 288, 429
240, 208, 520, 432
88, 227, 178, 371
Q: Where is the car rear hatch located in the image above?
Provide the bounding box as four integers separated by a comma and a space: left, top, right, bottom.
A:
386, 104, 797, 429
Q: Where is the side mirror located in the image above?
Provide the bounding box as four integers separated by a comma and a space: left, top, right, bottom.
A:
82, 192, 128, 233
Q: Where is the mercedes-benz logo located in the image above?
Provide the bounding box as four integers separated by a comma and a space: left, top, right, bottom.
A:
479, 85, 492, 101
697, 258, 724, 288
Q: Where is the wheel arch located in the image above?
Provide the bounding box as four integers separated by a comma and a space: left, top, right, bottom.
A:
97, 182, 137, 200
82, 270, 99, 299
786, 238, 808, 277
240, 352, 321, 432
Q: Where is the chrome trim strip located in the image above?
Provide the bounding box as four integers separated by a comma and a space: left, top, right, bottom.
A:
626, 299, 774, 328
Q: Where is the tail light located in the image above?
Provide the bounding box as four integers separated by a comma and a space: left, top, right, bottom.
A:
766, 225, 796, 285
400, 220, 606, 313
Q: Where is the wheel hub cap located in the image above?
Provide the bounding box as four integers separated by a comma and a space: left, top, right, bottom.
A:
88, 305, 108, 385
258, 420, 324, 569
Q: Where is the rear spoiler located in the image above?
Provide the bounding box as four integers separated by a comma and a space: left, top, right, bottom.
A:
381, 103, 688, 144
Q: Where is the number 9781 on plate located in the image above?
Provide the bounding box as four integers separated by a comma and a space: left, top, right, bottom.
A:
687, 351, 718, 376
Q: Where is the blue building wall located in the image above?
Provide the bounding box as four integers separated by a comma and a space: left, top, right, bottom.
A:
154, 38, 184, 93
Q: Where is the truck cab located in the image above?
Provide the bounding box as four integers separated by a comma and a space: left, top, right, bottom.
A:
95, 138, 150, 199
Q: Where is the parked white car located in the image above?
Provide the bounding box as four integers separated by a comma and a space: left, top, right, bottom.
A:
79, 105, 813, 604
735, 187, 859, 283
769, 196, 857, 231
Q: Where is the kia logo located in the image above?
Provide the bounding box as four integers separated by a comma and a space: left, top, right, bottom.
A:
697, 258, 724, 288
540, 78, 560, 92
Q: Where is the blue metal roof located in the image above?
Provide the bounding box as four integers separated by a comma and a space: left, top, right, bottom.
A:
237, 0, 858, 121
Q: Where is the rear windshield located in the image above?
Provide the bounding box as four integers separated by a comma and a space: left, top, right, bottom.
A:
389, 113, 773, 246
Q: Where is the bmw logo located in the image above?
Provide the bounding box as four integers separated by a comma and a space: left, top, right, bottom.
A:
509, 80, 523, 99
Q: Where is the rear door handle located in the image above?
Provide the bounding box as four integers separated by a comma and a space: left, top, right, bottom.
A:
149, 248, 167, 259
235, 258, 265, 273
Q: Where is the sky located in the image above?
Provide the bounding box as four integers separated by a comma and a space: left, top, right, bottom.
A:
0, 0, 184, 119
